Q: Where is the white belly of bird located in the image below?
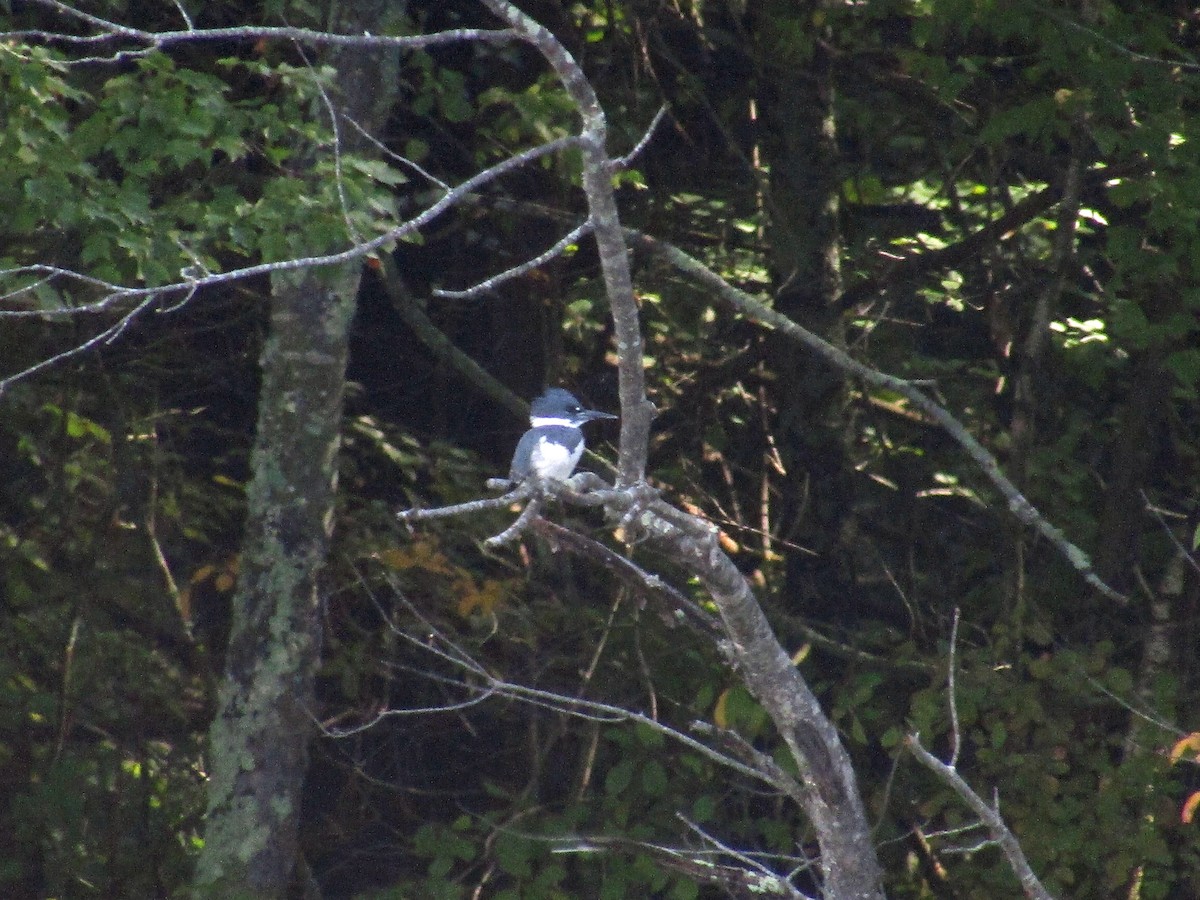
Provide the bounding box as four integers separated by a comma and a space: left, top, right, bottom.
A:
531, 436, 583, 480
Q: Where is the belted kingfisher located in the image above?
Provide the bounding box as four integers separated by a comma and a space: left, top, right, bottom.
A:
509, 388, 617, 483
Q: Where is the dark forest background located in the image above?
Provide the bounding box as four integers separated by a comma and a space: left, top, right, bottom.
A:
2, 0, 1200, 897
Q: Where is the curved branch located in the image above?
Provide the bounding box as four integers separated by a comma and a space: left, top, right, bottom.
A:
407, 470, 888, 899
628, 231, 1125, 604
478, 0, 653, 487
13, 1, 519, 61
372, 577, 790, 790
432, 218, 594, 300
906, 735, 1055, 900
0, 135, 580, 390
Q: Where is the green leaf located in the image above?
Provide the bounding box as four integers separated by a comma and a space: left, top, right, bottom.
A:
669, 877, 700, 900
1164, 348, 1200, 390
851, 716, 868, 745
991, 720, 1008, 750
978, 96, 1059, 144
691, 795, 716, 823
605, 759, 634, 796
347, 156, 410, 187
641, 760, 668, 797
634, 721, 665, 748
494, 832, 531, 878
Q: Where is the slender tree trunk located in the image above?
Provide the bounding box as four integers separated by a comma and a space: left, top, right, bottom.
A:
194, 4, 397, 896
192, 266, 356, 898
1094, 350, 1172, 598
723, 5, 883, 895
747, 0, 858, 624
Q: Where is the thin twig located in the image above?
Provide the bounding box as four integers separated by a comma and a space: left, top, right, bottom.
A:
530, 517, 724, 640
340, 114, 449, 190
1142, 490, 1200, 577
627, 230, 1126, 603
613, 104, 669, 169
398, 486, 529, 522
168, 0, 194, 30
948, 607, 962, 768
13, 1, 520, 58
433, 219, 594, 300
0, 296, 158, 396
1045, 9, 1200, 71
906, 734, 1055, 900
371, 579, 787, 788
677, 813, 812, 898
317, 688, 498, 737
1, 136, 580, 389
294, 43, 362, 244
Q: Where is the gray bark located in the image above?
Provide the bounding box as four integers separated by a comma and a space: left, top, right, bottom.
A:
193, 3, 397, 896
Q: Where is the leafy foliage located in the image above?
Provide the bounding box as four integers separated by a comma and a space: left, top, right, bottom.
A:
1, 0, 1200, 897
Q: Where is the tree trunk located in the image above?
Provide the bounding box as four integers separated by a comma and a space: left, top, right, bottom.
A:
747, 0, 857, 625
193, 4, 397, 896
192, 267, 355, 898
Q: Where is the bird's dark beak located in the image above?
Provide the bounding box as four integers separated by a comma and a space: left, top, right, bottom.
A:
584, 410, 618, 422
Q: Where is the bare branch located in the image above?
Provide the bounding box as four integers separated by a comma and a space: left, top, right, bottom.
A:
397, 486, 530, 523
550, 829, 813, 899
614, 104, 670, 170
433, 219, 594, 300
340, 115, 450, 191
677, 813, 815, 899
11, 1, 520, 63
316, 687, 499, 738
906, 734, 1055, 900
948, 608, 962, 768
371, 580, 789, 789
0, 135, 580, 388
0, 296, 158, 396
0, 266, 138, 316
688, 721, 805, 803
478, 0, 654, 487
530, 517, 724, 641
400, 482, 721, 642
296, 43, 363, 244
1142, 491, 1200, 577
627, 230, 1126, 603
484, 495, 542, 546
168, 0, 194, 31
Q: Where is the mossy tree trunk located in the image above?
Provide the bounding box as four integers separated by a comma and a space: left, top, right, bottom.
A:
193, 3, 397, 896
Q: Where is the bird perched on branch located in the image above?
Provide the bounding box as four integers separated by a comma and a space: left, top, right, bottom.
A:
509, 388, 617, 483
